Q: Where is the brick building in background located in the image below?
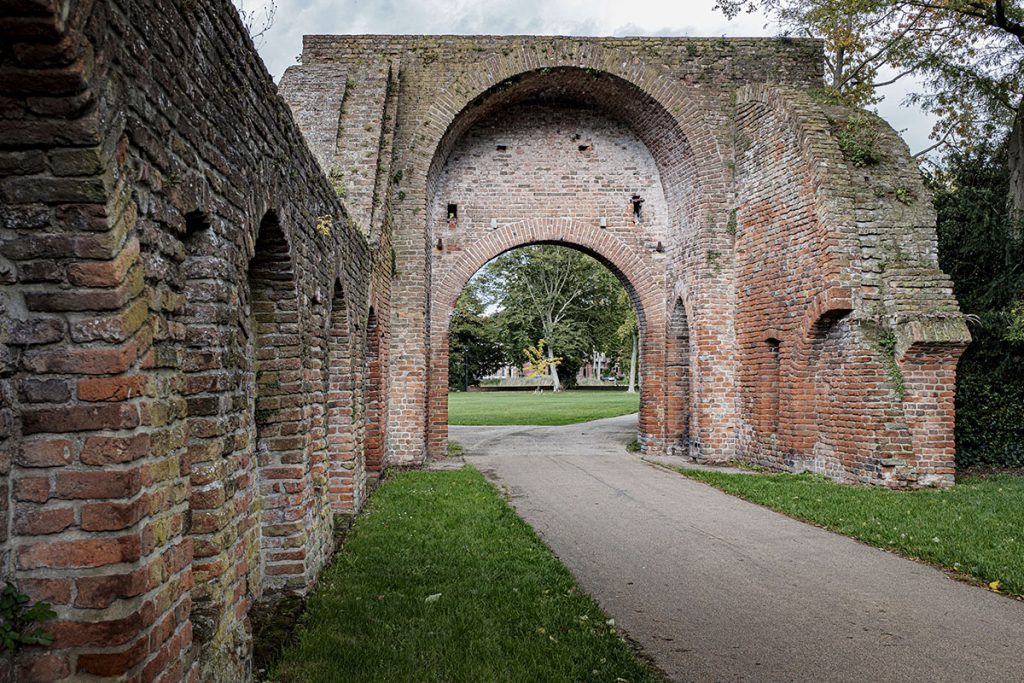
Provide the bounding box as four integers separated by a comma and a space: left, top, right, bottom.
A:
0, 0, 967, 680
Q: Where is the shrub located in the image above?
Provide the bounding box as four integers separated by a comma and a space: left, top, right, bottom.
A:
834, 113, 882, 166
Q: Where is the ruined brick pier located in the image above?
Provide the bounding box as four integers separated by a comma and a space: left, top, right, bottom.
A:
0, 1, 968, 679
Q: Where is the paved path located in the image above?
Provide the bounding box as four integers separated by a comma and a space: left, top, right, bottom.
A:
450, 414, 1024, 682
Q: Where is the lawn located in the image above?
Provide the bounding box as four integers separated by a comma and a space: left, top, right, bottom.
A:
676, 468, 1024, 598
448, 389, 640, 426
270, 467, 660, 682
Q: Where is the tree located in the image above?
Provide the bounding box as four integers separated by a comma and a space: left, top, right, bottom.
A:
716, 0, 1024, 205
448, 285, 506, 390
929, 136, 1024, 466
614, 294, 640, 393
478, 246, 631, 391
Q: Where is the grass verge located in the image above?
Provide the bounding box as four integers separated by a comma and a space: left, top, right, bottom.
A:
270, 467, 660, 682
448, 389, 640, 426
676, 468, 1024, 598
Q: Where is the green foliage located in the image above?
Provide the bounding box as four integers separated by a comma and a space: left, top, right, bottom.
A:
930, 138, 1024, 467
676, 469, 1024, 597
475, 246, 634, 389
314, 214, 332, 237
874, 327, 905, 399
272, 468, 659, 681
893, 185, 913, 204
806, 86, 846, 106
448, 285, 507, 390
834, 113, 882, 166
716, 0, 1024, 153
0, 584, 56, 652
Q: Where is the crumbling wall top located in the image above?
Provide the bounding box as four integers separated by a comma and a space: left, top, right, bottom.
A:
298, 35, 824, 88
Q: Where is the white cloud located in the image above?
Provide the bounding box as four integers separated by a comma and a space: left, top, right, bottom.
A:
250, 0, 937, 155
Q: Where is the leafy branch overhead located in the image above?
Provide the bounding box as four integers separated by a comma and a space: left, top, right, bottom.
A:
716, 0, 1024, 157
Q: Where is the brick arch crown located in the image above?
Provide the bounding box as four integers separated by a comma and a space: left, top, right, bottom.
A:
432, 218, 665, 336
418, 61, 724, 246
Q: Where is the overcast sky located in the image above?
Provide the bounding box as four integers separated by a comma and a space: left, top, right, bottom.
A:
243, 0, 936, 155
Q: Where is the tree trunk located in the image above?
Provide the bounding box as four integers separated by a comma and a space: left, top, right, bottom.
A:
547, 343, 562, 392
1009, 99, 1023, 238
626, 332, 638, 393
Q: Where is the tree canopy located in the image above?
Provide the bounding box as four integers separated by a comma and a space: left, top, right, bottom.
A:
930, 137, 1024, 466
448, 284, 506, 390
717, 0, 1024, 160
472, 245, 635, 390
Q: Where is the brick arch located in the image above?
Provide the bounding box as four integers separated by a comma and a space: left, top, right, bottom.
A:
415, 48, 727, 208
420, 63, 717, 249
324, 278, 363, 511
427, 218, 667, 457
246, 210, 306, 590
385, 49, 741, 465
664, 297, 692, 456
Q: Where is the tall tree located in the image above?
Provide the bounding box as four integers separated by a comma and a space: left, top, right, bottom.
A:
716, 0, 1024, 204
614, 294, 640, 393
929, 137, 1024, 466
478, 246, 630, 391
448, 285, 506, 390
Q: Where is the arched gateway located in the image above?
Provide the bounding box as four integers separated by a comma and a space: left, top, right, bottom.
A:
430, 218, 669, 454
283, 36, 969, 486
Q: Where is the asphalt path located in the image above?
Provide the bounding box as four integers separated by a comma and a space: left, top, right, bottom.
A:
450, 414, 1024, 682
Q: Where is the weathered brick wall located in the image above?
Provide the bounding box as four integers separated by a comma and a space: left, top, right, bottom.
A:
733, 86, 969, 485
0, 0, 378, 680
284, 35, 967, 487
284, 36, 829, 464
426, 101, 670, 447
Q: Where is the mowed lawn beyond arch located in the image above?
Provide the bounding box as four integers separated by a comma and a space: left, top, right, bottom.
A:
448, 389, 641, 426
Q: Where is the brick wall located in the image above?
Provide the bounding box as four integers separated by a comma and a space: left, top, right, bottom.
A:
285, 35, 968, 486
732, 86, 969, 485
0, 0, 378, 679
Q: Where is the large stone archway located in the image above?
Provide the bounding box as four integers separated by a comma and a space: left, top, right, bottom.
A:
428, 219, 668, 455
405, 62, 720, 461
281, 35, 969, 486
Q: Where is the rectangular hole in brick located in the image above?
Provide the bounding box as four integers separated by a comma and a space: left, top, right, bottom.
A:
185, 210, 211, 234
578, 144, 590, 152
496, 144, 507, 152
447, 203, 458, 221
631, 195, 644, 224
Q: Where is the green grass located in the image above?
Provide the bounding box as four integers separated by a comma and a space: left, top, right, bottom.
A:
677, 469, 1024, 597
448, 389, 640, 426
271, 467, 660, 682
